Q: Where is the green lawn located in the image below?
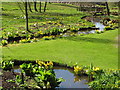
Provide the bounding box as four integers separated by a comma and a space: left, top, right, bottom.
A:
2, 2, 88, 29
2, 29, 118, 69
1, 2, 118, 69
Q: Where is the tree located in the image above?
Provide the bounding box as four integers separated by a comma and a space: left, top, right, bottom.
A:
105, 2, 110, 16
25, 1, 29, 32
28, 1, 32, 12
39, 0, 42, 12
34, 0, 38, 12
44, 1, 47, 12
25, 0, 32, 33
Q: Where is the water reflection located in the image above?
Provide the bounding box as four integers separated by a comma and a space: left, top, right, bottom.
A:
14, 67, 89, 88
54, 69, 89, 88
62, 18, 105, 37
94, 22, 105, 31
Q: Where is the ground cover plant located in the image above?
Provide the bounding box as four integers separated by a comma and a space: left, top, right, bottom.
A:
1, 1, 119, 89
1, 60, 64, 89
1, 60, 120, 89
74, 64, 120, 89
2, 29, 118, 69
1, 2, 100, 45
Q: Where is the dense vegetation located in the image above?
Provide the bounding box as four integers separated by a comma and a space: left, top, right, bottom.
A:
1, 2, 119, 89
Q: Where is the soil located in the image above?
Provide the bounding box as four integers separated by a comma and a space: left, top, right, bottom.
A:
2, 71, 19, 89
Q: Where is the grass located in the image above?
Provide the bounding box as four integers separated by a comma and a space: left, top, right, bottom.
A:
2, 2, 87, 28
2, 29, 118, 69
1, 2, 118, 69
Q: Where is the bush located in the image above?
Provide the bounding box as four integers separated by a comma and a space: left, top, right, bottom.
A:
19, 38, 31, 43
43, 36, 55, 40
19, 61, 64, 89
95, 30, 101, 34
2, 61, 14, 71
89, 70, 120, 89
73, 64, 120, 89
104, 26, 113, 30
2, 40, 8, 46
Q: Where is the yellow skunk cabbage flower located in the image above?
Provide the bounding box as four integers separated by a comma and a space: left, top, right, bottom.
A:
93, 67, 100, 71
74, 66, 82, 74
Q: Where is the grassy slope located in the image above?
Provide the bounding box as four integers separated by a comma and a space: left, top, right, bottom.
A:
2, 2, 86, 28
2, 29, 118, 69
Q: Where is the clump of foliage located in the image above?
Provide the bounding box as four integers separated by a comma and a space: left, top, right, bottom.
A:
95, 30, 105, 34
89, 69, 120, 89
1, 40, 8, 46
73, 64, 120, 89
19, 38, 31, 43
19, 38, 39, 43
2, 61, 14, 71
2, 60, 64, 89
104, 26, 113, 30
19, 61, 64, 89
42, 36, 55, 40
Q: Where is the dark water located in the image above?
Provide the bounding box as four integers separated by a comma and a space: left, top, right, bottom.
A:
62, 18, 105, 37
14, 67, 89, 88
54, 69, 89, 88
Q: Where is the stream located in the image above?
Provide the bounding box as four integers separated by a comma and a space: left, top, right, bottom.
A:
14, 67, 89, 88
62, 17, 105, 37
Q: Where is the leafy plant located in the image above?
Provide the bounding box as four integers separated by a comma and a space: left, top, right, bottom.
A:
73, 63, 120, 89
6, 79, 15, 83
20, 63, 34, 76
2, 61, 14, 71
19, 38, 31, 43
1, 40, 8, 46
74, 66, 83, 75
19, 62, 64, 89
104, 26, 113, 30
16, 75, 24, 85
33, 69, 64, 89
89, 70, 120, 89
36, 60, 53, 69
42, 36, 55, 40
95, 30, 101, 34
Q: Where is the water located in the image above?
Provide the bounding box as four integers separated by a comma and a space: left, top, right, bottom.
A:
54, 69, 89, 88
62, 18, 105, 37
14, 67, 89, 88
14, 68, 21, 73
93, 22, 105, 31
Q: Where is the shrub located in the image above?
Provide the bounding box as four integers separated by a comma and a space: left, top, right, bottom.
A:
19, 38, 31, 43
2, 61, 14, 71
95, 30, 101, 34
19, 62, 64, 89
73, 64, 120, 89
74, 66, 83, 75
1, 40, 8, 46
89, 70, 120, 89
31, 38, 39, 42
43, 36, 55, 40
104, 26, 113, 30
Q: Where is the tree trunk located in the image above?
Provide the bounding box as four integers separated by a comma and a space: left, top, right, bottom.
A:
25, 1, 31, 33
25, 1, 29, 32
28, 2, 32, 12
39, 1, 41, 12
34, 0, 38, 12
105, 2, 110, 16
44, 2, 47, 12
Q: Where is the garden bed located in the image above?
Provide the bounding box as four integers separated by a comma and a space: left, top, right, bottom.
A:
1, 60, 120, 89
1, 60, 90, 89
